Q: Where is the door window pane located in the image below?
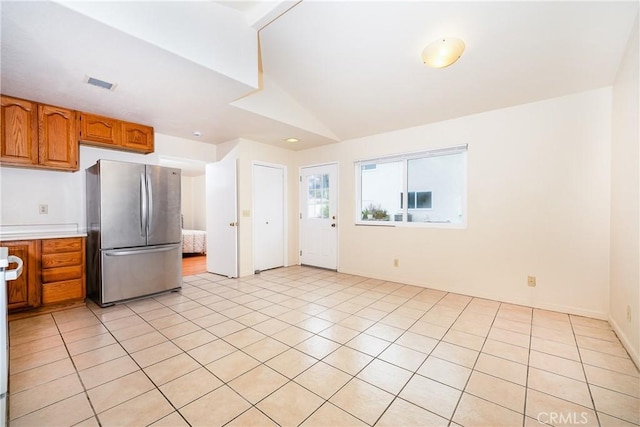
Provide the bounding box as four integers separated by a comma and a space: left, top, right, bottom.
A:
307, 174, 329, 218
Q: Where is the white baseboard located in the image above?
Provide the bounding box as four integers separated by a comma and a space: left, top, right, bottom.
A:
609, 315, 640, 370
340, 267, 609, 320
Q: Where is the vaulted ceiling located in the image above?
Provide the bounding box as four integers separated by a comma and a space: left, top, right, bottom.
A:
1, 1, 637, 151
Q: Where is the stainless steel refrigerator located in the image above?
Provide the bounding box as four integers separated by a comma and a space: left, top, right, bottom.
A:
86, 160, 182, 307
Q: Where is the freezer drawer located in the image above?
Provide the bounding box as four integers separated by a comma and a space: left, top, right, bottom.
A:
100, 244, 181, 306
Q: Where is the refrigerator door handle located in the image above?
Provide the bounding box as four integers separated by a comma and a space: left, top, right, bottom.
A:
140, 172, 147, 238
104, 245, 178, 257
147, 173, 154, 234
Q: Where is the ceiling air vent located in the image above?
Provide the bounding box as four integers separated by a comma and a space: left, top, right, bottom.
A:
85, 76, 116, 91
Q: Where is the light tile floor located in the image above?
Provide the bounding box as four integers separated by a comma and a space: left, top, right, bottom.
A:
7, 266, 640, 426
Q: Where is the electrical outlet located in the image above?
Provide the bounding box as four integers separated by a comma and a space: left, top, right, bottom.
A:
527, 276, 536, 287
39, 204, 48, 214
393, 259, 399, 267
627, 305, 632, 322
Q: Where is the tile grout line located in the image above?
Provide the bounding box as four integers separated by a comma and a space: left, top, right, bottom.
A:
8, 266, 639, 427
257, 282, 453, 427
367, 290, 454, 427
81, 305, 192, 426
521, 308, 534, 427
569, 314, 602, 427
445, 298, 502, 427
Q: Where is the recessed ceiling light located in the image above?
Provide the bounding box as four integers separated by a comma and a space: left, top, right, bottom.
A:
285, 138, 299, 143
193, 131, 202, 137
85, 75, 117, 91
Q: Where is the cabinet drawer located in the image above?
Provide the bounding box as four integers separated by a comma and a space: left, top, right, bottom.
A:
41, 238, 82, 254
42, 252, 82, 268
42, 279, 84, 304
42, 265, 82, 283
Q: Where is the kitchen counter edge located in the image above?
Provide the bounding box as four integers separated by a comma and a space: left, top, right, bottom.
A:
0, 232, 88, 242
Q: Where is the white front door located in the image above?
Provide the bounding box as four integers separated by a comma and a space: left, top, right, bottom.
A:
299, 163, 338, 270
206, 158, 238, 278
253, 163, 285, 272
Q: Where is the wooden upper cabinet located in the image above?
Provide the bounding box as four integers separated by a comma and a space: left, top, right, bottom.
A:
0, 95, 39, 166
78, 112, 121, 147
78, 112, 154, 154
0, 95, 78, 171
121, 121, 154, 153
38, 104, 77, 170
2, 95, 155, 167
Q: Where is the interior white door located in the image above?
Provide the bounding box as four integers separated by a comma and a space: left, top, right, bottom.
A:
299, 163, 338, 270
253, 164, 284, 272
206, 158, 238, 278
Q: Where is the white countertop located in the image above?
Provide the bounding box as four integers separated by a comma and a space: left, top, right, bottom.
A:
0, 224, 87, 242
0, 232, 87, 241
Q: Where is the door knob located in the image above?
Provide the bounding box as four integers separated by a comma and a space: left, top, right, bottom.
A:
229, 222, 237, 227
331, 223, 336, 228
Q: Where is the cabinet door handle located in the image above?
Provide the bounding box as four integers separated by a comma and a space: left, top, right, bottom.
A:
5, 255, 23, 280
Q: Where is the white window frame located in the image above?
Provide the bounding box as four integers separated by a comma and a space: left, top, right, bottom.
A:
355, 144, 467, 228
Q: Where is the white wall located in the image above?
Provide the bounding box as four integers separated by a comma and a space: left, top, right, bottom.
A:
0, 133, 214, 233
180, 174, 206, 231
216, 138, 297, 277
181, 176, 194, 229
57, 1, 259, 88
610, 15, 639, 366
156, 134, 215, 233
155, 134, 216, 163
0, 146, 156, 231
295, 88, 612, 319
192, 175, 206, 230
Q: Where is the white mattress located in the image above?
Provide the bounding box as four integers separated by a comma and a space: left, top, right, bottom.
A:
181, 229, 207, 254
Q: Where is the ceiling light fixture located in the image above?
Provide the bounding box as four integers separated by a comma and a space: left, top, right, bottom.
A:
285, 138, 299, 143
421, 37, 465, 68
193, 131, 202, 137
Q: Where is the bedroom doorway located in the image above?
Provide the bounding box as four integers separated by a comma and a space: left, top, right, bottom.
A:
253, 162, 286, 272
182, 254, 206, 276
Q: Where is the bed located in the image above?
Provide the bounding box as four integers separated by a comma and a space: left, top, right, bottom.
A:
181, 229, 207, 254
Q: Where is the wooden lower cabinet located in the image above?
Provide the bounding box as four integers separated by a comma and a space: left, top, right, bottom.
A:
0, 240, 40, 311
2, 236, 86, 312
40, 237, 85, 305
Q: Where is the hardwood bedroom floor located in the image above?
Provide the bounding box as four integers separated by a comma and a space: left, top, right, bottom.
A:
182, 254, 206, 276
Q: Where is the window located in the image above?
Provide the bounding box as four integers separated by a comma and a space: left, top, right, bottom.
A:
307, 173, 330, 219
401, 191, 432, 209
356, 145, 467, 226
